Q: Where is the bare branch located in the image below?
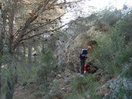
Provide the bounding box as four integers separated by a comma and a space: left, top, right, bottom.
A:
13, 0, 53, 47
13, 0, 75, 49
55, 0, 81, 7
14, 23, 67, 47
23, 13, 65, 36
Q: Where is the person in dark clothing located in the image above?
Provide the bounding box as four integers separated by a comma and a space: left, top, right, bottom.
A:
79, 53, 87, 74
79, 46, 92, 74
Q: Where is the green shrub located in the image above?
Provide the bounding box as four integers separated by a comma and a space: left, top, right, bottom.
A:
65, 74, 97, 99
96, 9, 122, 27
112, 19, 132, 43
36, 50, 57, 91
87, 18, 132, 75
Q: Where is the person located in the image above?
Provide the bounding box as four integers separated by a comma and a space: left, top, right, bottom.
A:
79, 46, 92, 74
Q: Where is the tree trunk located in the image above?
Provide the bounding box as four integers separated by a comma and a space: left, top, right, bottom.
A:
0, 61, 2, 98
0, 6, 6, 97
0, 12, 3, 99
33, 46, 38, 63
41, 43, 45, 56
5, 54, 17, 99
28, 45, 32, 63
16, 46, 20, 61
0, 53, 2, 99
23, 44, 26, 58
5, 1, 18, 99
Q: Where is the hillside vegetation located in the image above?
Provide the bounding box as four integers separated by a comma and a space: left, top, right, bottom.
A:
60, 9, 132, 99
0, 1, 132, 99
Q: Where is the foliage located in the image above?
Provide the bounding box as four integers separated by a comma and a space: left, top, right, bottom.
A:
65, 74, 97, 99
87, 13, 132, 75
1, 65, 8, 96
123, 59, 132, 78
0, 49, 57, 98
0, 55, 6, 62
96, 9, 122, 27
1, 59, 17, 96
115, 18, 132, 42
118, 60, 132, 99
17, 61, 33, 83
36, 50, 57, 92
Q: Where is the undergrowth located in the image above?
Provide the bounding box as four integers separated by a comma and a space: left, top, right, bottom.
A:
87, 14, 132, 75
65, 74, 98, 99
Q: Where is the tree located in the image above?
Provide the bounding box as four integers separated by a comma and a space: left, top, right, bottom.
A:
0, 0, 76, 98
0, 2, 7, 97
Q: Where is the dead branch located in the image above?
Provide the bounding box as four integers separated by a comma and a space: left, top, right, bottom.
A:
13, 23, 67, 48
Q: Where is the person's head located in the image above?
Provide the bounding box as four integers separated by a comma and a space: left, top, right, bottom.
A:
88, 46, 92, 50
